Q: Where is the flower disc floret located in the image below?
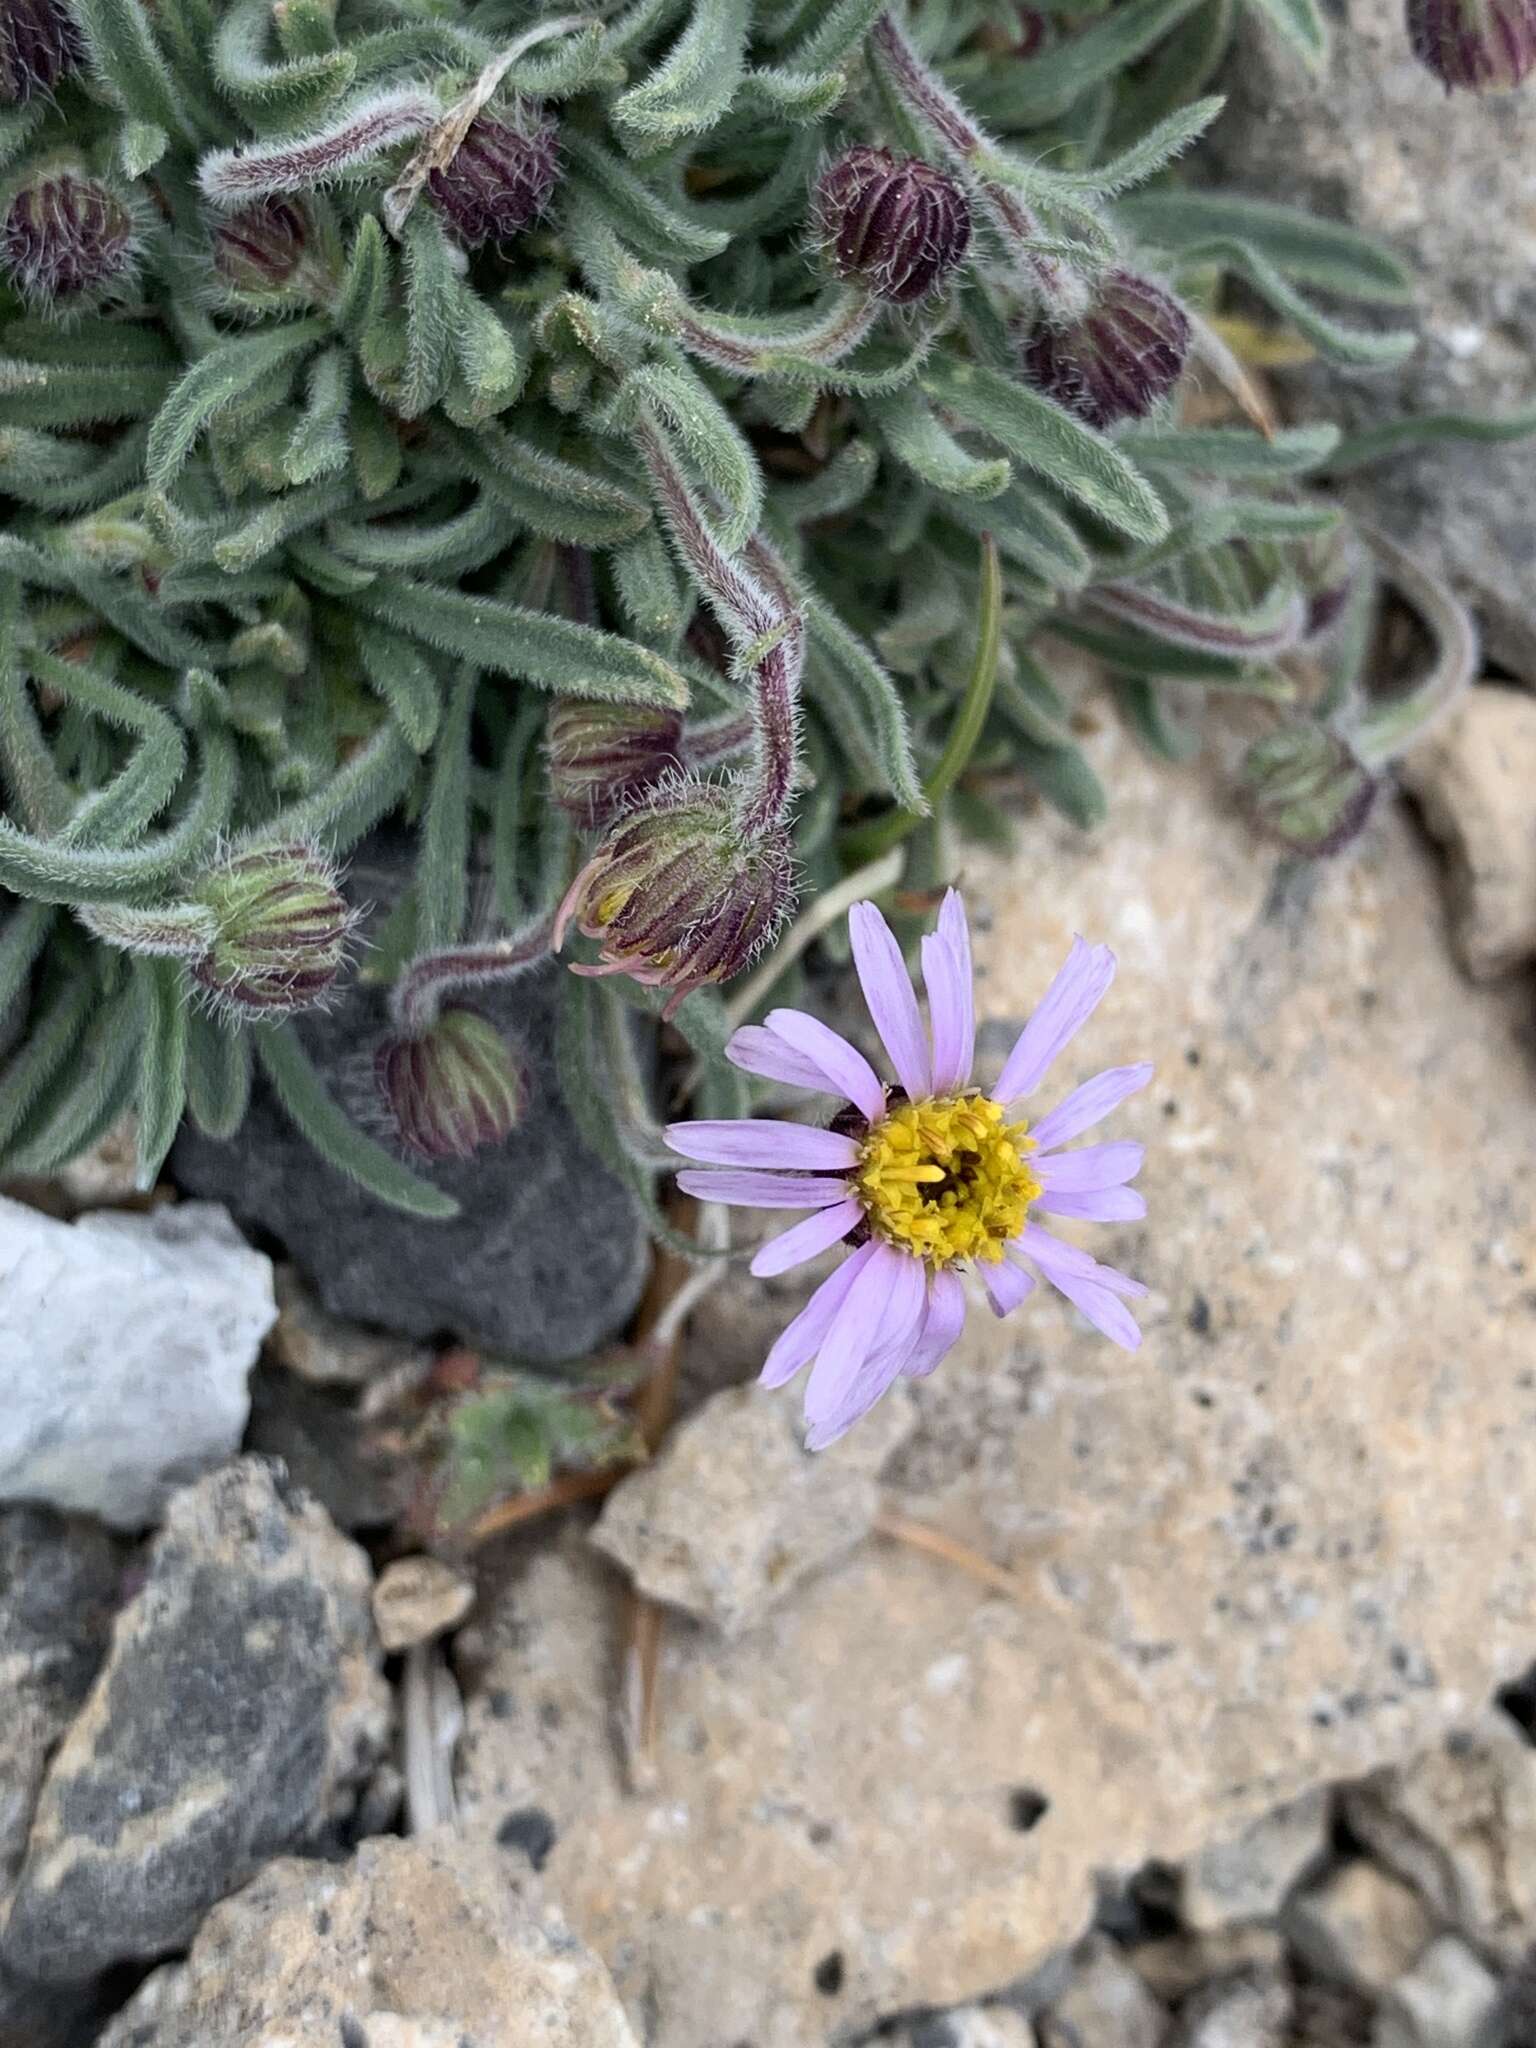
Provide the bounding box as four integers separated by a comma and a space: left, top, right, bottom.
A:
856, 1093, 1041, 1266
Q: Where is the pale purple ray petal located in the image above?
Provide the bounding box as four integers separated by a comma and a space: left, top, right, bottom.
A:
674, 1169, 851, 1209
804, 1244, 927, 1449
979, 1257, 1037, 1317
1017, 1222, 1148, 1299
849, 900, 932, 1100
1036, 1260, 1143, 1351
994, 939, 1116, 1106
765, 1007, 885, 1122
923, 889, 975, 1096
1037, 1186, 1148, 1223
750, 1197, 864, 1279
759, 1240, 877, 1388
1035, 1141, 1145, 1193
666, 1118, 860, 1171
902, 1266, 968, 1378
725, 1022, 840, 1095
1030, 1062, 1154, 1153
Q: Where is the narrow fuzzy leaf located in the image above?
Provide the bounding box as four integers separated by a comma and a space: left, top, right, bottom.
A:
563, 135, 731, 265
359, 623, 441, 750
1243, 0, 1329, 66
452, 423, 651, 546
0, 357, 174, 429
334, 215, 392, 341
613, 526, 687, 647
870, 387, 1011, 500
944, 486, 1093, 592
1117, 422, 1340, 478
75, 0, 199, 143
147, 319, 325, 499
261, 718, 418, 850
0, 901, 53, 1018
132, 956, 188, 1189
185, 1007, 252, 1139
630, 362, 763, 552
198, 87, 437, 205
415, 662, 474, 952
284, 347, 350, 484
449, 294, 526, 418
1118, 190, 1414, 304
1352, 529, 1478, 767
1031, 96, 1224, 196
803, 594, 924, 809
5, 992, 140, 1175
0, 968, 97, 1156
1179, 238, 1417, 367
612, 0, 750, 148
399, 210, 458, 421
1326, 405, 1536, 472
954, 0, 1206, 126
120, 119, 169, 177
213, 0, 356, 124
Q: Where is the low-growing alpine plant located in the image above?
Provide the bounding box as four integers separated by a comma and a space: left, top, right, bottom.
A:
0, 0, 1524, 1221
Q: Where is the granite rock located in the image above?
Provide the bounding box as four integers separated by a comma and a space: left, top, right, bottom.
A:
590, 1380, 914, 1635
1398, 685, 1536, 982
94, 1830, 639, 2048
1202, 0, 1536, 681
1, 1459, 389, 1982
460, 723, 1536, 2048
373, 1556, 476, 1652
1374, 1935, 1500, 2048
0, 1198, 273, 1528
173, 840, 649, 1362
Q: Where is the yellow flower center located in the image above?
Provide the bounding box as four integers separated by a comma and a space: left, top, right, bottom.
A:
854, 1092, 1041, 1268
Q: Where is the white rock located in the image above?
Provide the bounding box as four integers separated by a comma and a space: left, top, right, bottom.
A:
1374, 1936, 1500, 2048
1285, 1861, 1433, 1998
1039, 1936, 1163, 2048
918, 2008, 1037, 2048
1167, 1970, 1290, 2048
0, 1197, 274, 1528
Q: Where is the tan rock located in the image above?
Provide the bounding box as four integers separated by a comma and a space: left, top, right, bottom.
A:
1038, 1935, 1163, 2048
269, 1266, 431, 1389
1285, 1860, 1433, 1998
1130, 1926, 1286, 2007
96, 1831, 638, 2048
1374, 1935, 1500, 2048
1399, 686, 1536, 981
460, 727, 1536, 2048
372, 1556, 476, 1652
1179, 1787, 1329, 1932
591, 1380, 913, 1635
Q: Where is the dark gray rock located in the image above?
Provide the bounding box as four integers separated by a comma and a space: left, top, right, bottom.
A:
0, 1507, 121, 1886
173, 841, 649, 1362
243, 1366, 401, 1532
0, 1459, 388, 1983
1201, 0, 1536, 681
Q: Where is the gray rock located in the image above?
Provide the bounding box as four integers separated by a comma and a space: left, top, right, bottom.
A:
1166, 1969, 1291, 2048
1, 1459, 389, 1982
0, 1508, 121, 1889
243, 1365, 402, 1532
173, 840, 649, 1363
1180, 1787, 1330, 1932
908, 2008, 1037, 2048
1374, 1936, 1500, 2048
95, 1830, 639, 2048
1477, 1947, 1536, 2048
1201, 0, 1536, 681
590, 1380, 914, 1636
1285, 1859, 1433, 1998
1037, 1936, 1165, 2048
0, 1198, 273, 1529
1342, 1715, 1536, 1959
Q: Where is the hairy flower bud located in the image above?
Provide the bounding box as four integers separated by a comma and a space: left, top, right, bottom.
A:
1407, 0, 1536, 89
374, 1004, 528, 1161
1243, 726, 1377, 857
211, 198, 311, 297
546, 699, 685, 832
0, 0, 84, 103
812, 146, 972, 305
427, 107, 559, 250
0, 173, 136, 308
554, 787, 793, 1012
190, 843, 355, 1015
1018, 268, 1191, 430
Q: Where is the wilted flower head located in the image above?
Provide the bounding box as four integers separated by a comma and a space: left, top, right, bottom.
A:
668, 892, 1151, 1448
0, 173, 136, 308
812, 145, 972, 305
0, 0, 84, 104
1018, 268, 1190, 430
375, 1004, 529, 1161
546, 699, 685, 832
190, 842, 356, 1015
554, 784, 793, 1016
1407, 0, 1536, 89
427, 106, 560, 249
211, 197, 312, 298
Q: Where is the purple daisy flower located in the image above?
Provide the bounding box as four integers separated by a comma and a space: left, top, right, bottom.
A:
666, 891, 1151, 1450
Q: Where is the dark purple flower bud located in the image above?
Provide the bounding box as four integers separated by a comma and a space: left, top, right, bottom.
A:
211, 198, 311, 297
0, 0, 85, 105
190, 843, 356, 1015
546, 699, 685, 832
554, 785, 794, 1015
0, 173, 135, 308
1018, 268, 1191, 430
375, 1004, 529, 1161
812, 145, 972, 306
1013, 6, 1053, 55
1407, 0, 1536, 89
427, 107, 559, 250
1243, 726, 1378, 858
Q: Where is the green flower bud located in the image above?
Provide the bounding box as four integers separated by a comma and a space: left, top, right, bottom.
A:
374, 1004, 529, 1161
190, 843, 355, 1015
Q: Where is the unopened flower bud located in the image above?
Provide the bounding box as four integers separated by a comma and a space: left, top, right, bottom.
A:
427, 106, 559, 250
554, 786, 793, 1013
0, 173, 136, 308
211, 198, 311, 297
0, 0, 84, 104
1018, 268, 1191, 430
374, 1003, 528, 1161
812, 146, 972, 305
546, 700, 685, 832
1243, 725, 1377, 857
1407, 0, 1536, 89
190, 843, 355, 1015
